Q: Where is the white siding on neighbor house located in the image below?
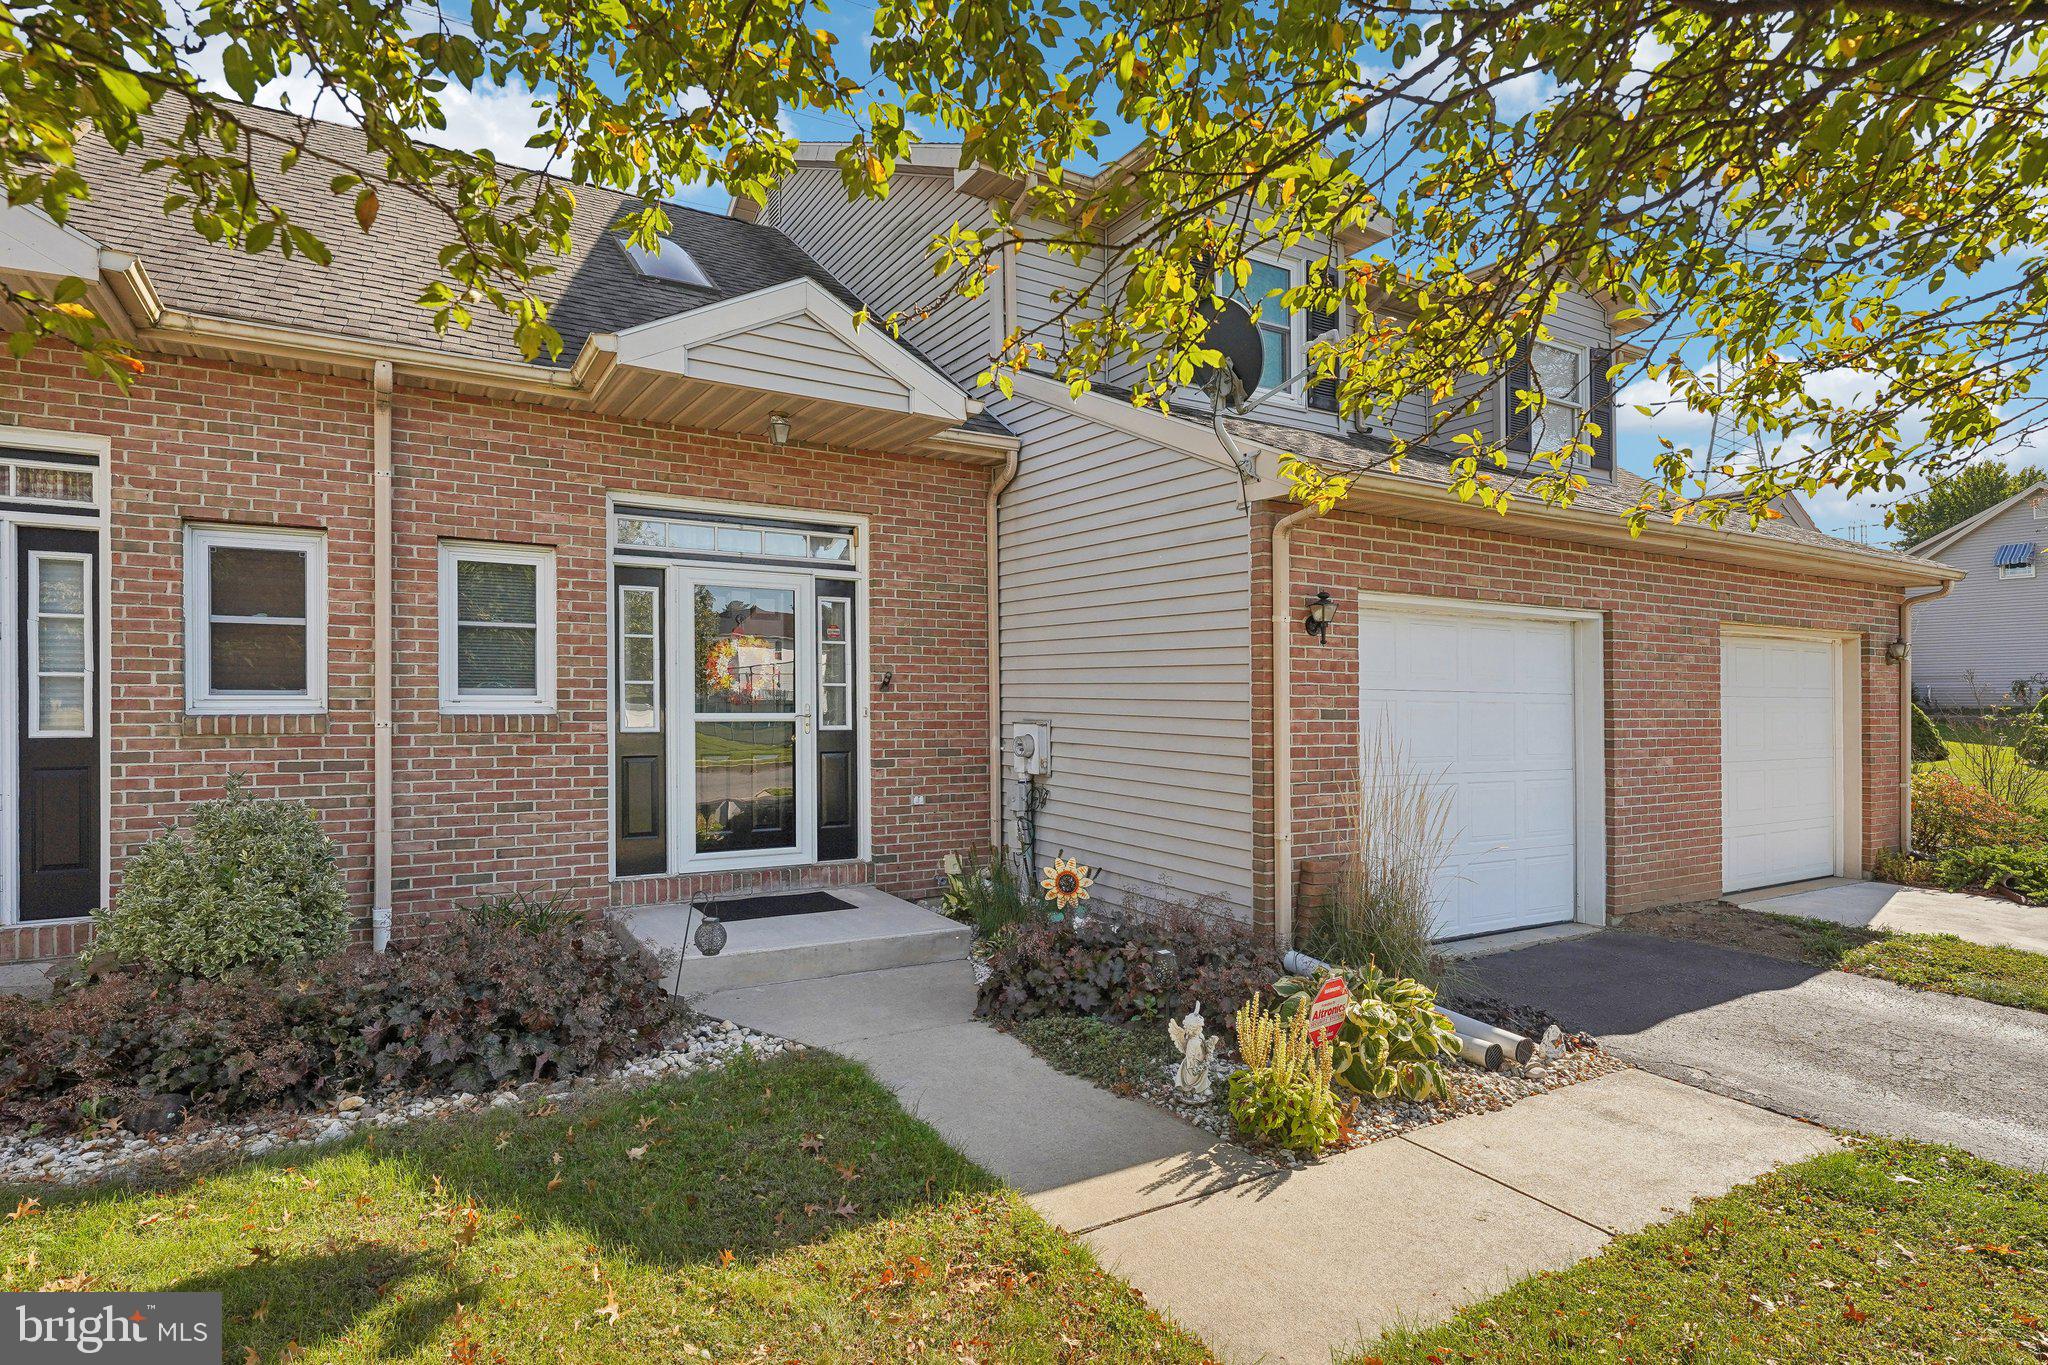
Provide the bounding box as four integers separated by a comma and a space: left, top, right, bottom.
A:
995, 394, 1256, 919
761, 167, 996, 386
1912, 495, 2048, 707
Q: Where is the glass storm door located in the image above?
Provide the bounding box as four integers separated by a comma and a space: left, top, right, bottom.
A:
683, 571, 815, 864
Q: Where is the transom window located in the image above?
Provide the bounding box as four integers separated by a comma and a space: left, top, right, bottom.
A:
439, 542, 556, 713
613, 509, 857, 566
1529, 341, 1588, 456
0, 458, 95, 508
185, 525, 327, 714
1217, 258, 1296, 396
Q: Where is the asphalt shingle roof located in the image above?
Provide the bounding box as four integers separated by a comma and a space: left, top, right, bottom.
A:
64, 102, 1008, 435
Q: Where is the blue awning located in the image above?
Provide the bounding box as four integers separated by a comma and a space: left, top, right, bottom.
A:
1994, 542, 2038, 568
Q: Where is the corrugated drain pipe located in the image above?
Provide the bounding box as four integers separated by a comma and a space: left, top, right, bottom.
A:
1271, 503, 1320, 951
1899, 579, 1955, 854
371, 361, 396, 951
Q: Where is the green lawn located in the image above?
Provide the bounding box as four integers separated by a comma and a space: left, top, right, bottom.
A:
1357, 1139, 2048, 1363
1920, 740, 2048, 816
0, 1051, 1208, 1363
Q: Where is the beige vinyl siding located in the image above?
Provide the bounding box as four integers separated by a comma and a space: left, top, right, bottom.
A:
679, 315, 913, 409
995, 394, 1256, 919
1913, 497, 2048, 707
761, 167, 997, 386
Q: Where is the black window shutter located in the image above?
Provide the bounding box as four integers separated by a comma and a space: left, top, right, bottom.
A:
1504, 341, 1533, 455
1588, 346, 1615, 474
1306, 264, 1339, 413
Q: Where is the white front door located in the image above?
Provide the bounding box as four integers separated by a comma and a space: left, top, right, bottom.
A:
676, 568, 817, 869
1722, 633, 1841, 892
1358, 606, 1581, 939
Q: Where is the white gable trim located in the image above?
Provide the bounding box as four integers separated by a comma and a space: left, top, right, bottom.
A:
602, 277, 972, 423
0, 204, 103, 281
1908, 479, 2048, 558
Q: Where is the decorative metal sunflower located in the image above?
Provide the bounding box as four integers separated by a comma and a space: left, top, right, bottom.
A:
1040, 857, 1093, 913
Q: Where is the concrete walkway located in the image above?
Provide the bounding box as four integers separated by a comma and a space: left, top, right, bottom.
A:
704, 960, 1836, 1363
1733, 877, 2048, 955
1468, 930, 2048, 1173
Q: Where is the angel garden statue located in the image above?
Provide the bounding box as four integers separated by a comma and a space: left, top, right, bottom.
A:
1167, 1003, 1219, 1100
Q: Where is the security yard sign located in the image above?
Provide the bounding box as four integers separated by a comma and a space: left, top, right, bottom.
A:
1304, 975, 1350, 1045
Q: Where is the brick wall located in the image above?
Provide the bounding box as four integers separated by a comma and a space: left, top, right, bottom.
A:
0, 351, 992, 961
1251, 501, 1908, 938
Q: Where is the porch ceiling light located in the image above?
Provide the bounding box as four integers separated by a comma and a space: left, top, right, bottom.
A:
768, 413, 792, 446
1304, 590, 1336, 643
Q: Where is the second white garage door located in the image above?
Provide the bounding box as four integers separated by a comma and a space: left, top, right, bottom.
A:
1358, 606, 1583, 939
1722, 633, 1843, 892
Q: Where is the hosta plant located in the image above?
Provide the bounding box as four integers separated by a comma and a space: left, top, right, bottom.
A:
1226, 995, 1342, 1155
1273, 963, 1459, 1103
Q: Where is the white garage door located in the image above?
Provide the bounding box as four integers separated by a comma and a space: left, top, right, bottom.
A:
1358, 607, 1581, 939
1722, 633, 1841, 892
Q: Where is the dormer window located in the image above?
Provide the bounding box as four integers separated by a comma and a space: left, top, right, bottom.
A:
618, 234, 715, 289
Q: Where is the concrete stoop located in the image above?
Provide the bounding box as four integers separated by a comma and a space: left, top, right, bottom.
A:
620, 884, 972, 997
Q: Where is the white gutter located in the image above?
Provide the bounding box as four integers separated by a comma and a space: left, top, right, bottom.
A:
1271, 503, 1320, 950
1899, 578, 1956, 853
370, 361, 396, 951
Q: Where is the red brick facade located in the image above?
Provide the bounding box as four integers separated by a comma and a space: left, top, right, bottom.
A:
0, 352, 993, 962
1251, 501, 1908, 939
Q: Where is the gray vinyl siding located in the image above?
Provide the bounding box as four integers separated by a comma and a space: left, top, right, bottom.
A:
1912, 497, 2048, 707
994, 393, 1256, 919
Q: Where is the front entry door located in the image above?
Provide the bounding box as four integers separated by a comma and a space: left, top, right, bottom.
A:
17, 526, 100, 921
683, 571, 814, 865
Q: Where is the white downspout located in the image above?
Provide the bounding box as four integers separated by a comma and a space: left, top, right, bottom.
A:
1271, 503, 1320, 950
987, 445, 1019, 845
371, 361, 396, 951
1898, 579, 1955, 854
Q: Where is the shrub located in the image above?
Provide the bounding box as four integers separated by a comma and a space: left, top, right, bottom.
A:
88, 780, 348, 977
1910, 771, 2041, 854
1933, 844, 2048, 904
1273, 963, 1458, 1102
463, 889, 583, 936
1911, 704, 1950, 763
1871, 847, 1936, 888
0, 916, 677, 1130
938, 849, 1040, 936
975, 909, 1280, 1030
1226, 995, 1342, 1154
1011, 1015, 1176, 1093
1301, 728, 1453, 986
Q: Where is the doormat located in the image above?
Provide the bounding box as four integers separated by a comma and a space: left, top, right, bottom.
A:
693, 890, 854, 923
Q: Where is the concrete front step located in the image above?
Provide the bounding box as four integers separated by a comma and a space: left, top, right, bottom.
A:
620, 884, 973, 997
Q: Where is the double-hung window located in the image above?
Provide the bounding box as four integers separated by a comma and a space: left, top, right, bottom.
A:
185, 525, 326, 714
439, 541, 556, 713
1529, 341, 1589, 456
1218, 258, 1298, 398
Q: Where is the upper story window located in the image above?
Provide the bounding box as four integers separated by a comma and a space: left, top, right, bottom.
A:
618, 234, 716, 289
1218, 258, 1299, 398
1529, 341, 1589, 455
1995, 542, 2038, 580
439, 541, 557, 713
185, 525, 326, 715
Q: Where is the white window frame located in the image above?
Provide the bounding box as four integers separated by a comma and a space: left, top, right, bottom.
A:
184, 524, 327, 715
818, 596, 854, 732
438, 540, 557, 714
1527, 339, 1590, 457
2000, 562, 2037, 580
1217, 254, 1306, 405
28, 551, 92, 739
616, 581, 662, 733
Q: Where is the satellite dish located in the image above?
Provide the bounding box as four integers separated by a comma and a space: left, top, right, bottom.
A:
1189, 297, 1263, 409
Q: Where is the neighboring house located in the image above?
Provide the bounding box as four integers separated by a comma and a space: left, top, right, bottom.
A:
0, 104, 1016, 966
746, 143, 1961, 943
1906, 480, 2048, 708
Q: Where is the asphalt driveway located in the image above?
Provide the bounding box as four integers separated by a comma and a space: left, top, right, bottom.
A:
1466, 930, 2048, 1172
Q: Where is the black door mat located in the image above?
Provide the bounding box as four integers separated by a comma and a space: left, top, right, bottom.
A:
692, 890, 853, 923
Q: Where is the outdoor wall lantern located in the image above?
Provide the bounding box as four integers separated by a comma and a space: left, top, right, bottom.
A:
767, 413, 793, 446
1886, 638, 1910, 663
1304, 590, 1336, 643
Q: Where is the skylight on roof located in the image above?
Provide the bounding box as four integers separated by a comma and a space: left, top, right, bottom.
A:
618, 235, 715, 289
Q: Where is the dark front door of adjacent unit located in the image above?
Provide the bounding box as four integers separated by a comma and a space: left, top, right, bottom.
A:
18, 526, 99, 921
614, 565, 667, 876
815, 578, 860, 862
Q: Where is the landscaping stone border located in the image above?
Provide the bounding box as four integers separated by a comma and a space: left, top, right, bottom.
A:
0, 1017, 789, 1187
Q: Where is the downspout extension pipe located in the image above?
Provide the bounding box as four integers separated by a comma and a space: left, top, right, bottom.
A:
1898, 579, 1955, 855
371, 361, 396, 952
1271, 503, 1320, 951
